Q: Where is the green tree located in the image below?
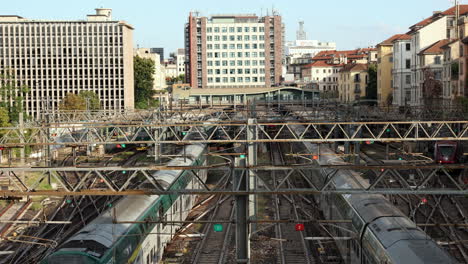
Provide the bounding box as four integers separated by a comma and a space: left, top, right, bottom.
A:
134, 56, 157, 109
366, 64, 377, 100
0, 107, 10, 127
78, 91, 101, 110
60, 93, 86, 110
0, 71, 30, 123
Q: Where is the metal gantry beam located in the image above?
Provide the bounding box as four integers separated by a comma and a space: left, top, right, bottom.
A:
0, 165, 466, 196
1, 120, 467, 146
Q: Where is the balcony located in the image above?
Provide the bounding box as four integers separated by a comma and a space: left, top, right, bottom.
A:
354, 88, 361, 94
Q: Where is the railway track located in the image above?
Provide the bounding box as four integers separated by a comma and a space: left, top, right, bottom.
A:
0, 201, 32, 238
190, 189, 235, 263
2, 148, 146, 263
270, 142, 312, 264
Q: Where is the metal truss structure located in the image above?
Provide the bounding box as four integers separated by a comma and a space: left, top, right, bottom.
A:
32, 104, 468, 124
0, 164, 466, 196
1, 120, 466, 147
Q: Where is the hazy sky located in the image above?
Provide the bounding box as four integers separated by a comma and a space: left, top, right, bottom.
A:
2, 0, 465, 56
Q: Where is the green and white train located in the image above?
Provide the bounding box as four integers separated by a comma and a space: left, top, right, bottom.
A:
42, 135, 208, 264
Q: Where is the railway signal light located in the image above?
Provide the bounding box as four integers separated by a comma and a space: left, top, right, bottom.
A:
122, 171, 127, 174
421, 198, 428, 205
116, 144, 122, 149
386, 128, 391, 133
240, 154, 246, 159
213, 224, 223, 232
365, 141, 374, 145
295, 223, 305, 231
312, 155, 319, 160
66, 199, 72, 204
182, 132, 187, 136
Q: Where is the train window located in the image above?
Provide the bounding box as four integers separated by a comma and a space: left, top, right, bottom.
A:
439, 146, 455, 156
146, 254, 150, 264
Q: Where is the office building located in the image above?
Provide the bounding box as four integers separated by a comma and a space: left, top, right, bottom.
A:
184, 12, 284, 89
0, 8, 134, 118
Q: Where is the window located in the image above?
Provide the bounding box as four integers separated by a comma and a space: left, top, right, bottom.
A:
229, 27, 235, 33
244, 35, 250, 41
389, 57, 393, 62
230, 35, 235, 41
252, 27, 257, 32
208, 69, 213, 74
229, 44, 235, 49
230, 60, 235, 66
252, 35, 257, 41
405, 75, 411, 84
207, 36, 213, 41
207, 27, 212, 33
214, 27, 219, 33
223, 44, 228, 49
244, 27, 250, 32
406, 43, 411, 51
237, 44, 242, 49
237, 69, 243, 74
434, 56, 441, 65
237, 35, 242, 41
214, 44, 220, 49
237, 27, 242, 32
237, 77, 243, 82
214, 36, 220, 41
222, 35, 227, 41
259, 27, 264, 32
222, 27, 227, 33
245, 44, 250, 49
207, 44, 213, 49
405, 59, 411, 69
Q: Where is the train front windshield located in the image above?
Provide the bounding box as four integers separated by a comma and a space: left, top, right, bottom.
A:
439, 146, 455, 157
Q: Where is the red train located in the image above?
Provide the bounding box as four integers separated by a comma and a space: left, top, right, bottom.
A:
434, 141, 465, 164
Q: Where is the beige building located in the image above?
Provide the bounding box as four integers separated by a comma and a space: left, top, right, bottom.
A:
0, 8, 134, 118
338, 63, 368, 103
135, 48, 167, 91
441, 39, 460, 104
377, 35, 404, 106
185, 13, 283, 89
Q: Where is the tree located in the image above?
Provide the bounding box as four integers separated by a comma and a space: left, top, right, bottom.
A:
0, 71, 30, 123
78, 91, 101, 110
422, 67, 442, 107
134, 56, 157, 109
60, 93, 86, 111
0, 107, 10, 127
366, 64, 377, 100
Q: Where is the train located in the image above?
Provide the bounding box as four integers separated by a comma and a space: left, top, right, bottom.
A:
42, 129, 210, 264
434, 141, 465, 164
289, 123, 458, 264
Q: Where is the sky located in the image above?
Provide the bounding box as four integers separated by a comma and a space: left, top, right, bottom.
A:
2, 0, 466, 56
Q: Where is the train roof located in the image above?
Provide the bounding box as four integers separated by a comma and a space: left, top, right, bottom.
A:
352, 197, 405, 223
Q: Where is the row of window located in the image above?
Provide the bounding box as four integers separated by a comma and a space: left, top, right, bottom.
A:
0, 25, 122, 34
208, 76, 265, 83
315, 68, 340, 74
207, 43, 265, 50
207, 60, 265, 66
208, 51, 265, 58
207, 35, 265, 41
207, 26, 265, 33
207, 68, 265, 75
0, 37, 123, 46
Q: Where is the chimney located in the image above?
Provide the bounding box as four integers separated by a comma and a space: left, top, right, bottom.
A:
433, 11, 442, 17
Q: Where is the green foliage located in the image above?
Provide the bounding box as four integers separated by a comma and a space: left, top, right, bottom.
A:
0, 71, 30, 123
78, 91, 101, 110
166, 74, 186, 85
366, 64, 377, 100
0, 107, 10, 128
60, 93, 86, 111
134, 56, 157, 109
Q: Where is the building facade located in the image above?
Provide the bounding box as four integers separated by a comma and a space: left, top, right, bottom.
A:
301, 61, 342, 95
376, 35, 403, 106
184, 13, 283, 89
176, 48, 185, 76
0, 8, 134, 118
392, 35, 413, 106
150, 47, 164, 63
338, 63, 368, 103
134, 48, 166, 90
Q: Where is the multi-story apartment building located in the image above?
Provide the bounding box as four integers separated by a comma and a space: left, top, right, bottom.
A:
407, 6, 468, 105
0, 8, 134, 118
338, 63, 368, 103
377, 34, 409, 106
301, 61, 342, 94
441, 39, 459, 104
392, 34, 413, 106
150, 47, 164, 63
134, 48, 166, 90
176, 48, 186, 77
184, 13, 283, 89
